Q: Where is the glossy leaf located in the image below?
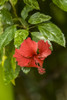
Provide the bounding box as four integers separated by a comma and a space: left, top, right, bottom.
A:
38, 22, 65, 47
4, 58, 20, 84
31, 32, 53, 50
23, 0, 40, 10
0, 9, 13, 25
3, 44, 20, 84
28, 12, 51, 24
14, 29, 29, 48
0, 25, 16, 49
52, 0, 67, 12
21, 67, 31, 74
31, 32, 46, 42
21, 5, 33, 20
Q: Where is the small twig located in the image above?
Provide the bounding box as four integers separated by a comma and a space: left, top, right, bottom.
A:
15, 24, 24, 28
29, 25, 36, 29
9, 0, 26, 29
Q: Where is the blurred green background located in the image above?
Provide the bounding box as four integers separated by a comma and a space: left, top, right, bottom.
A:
0, 0, 67, 100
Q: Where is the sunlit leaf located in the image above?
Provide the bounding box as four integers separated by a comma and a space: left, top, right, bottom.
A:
14, 29, 29, 48
21, 5, 33, 20
38, 22, 65, 47
0, 8, 13, 25
31, 32, 53, 50
0, 25, 16, 49
23, 0, 40, 10
21, 67, 31, 74
52, 0, 67, 12
4, 57, 20, 84
28, 12, 51, 24
3, 44, 20, 84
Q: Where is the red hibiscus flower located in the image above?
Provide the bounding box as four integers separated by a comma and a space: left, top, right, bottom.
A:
13, 37, 51, 74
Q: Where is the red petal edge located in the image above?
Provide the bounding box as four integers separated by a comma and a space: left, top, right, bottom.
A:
18, 37, 38, 57
13, 49, 30, 67
38, 40, 51, 58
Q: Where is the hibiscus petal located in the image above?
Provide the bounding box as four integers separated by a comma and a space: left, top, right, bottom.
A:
18, 37, 37, 57
38, 40, 51, 58
26, 58, 45, 74
38, 67, 45, 74
34, 56, 43, 67
13, 49, 30, 67
26, 58, 39, 68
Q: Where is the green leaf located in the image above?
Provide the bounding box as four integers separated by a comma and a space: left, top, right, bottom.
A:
4, 58, 20, 84
0, 17, 3, 34
28, 12, 51, 24
21, 5, 34, 20
52, 0, 67, 12
38, 22, 65, 47
3, 44, 20, 84
31, 32, 46, 42
0, 25, 16, 49
11, 54, 16, 71
14, 29, 29, 48
23, 0, 40, 10
0, 0, 8, 5
0, 8, 13, 25
31, 32, 53, 50
20, 18, 29, 29
21, 67, 31, 74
